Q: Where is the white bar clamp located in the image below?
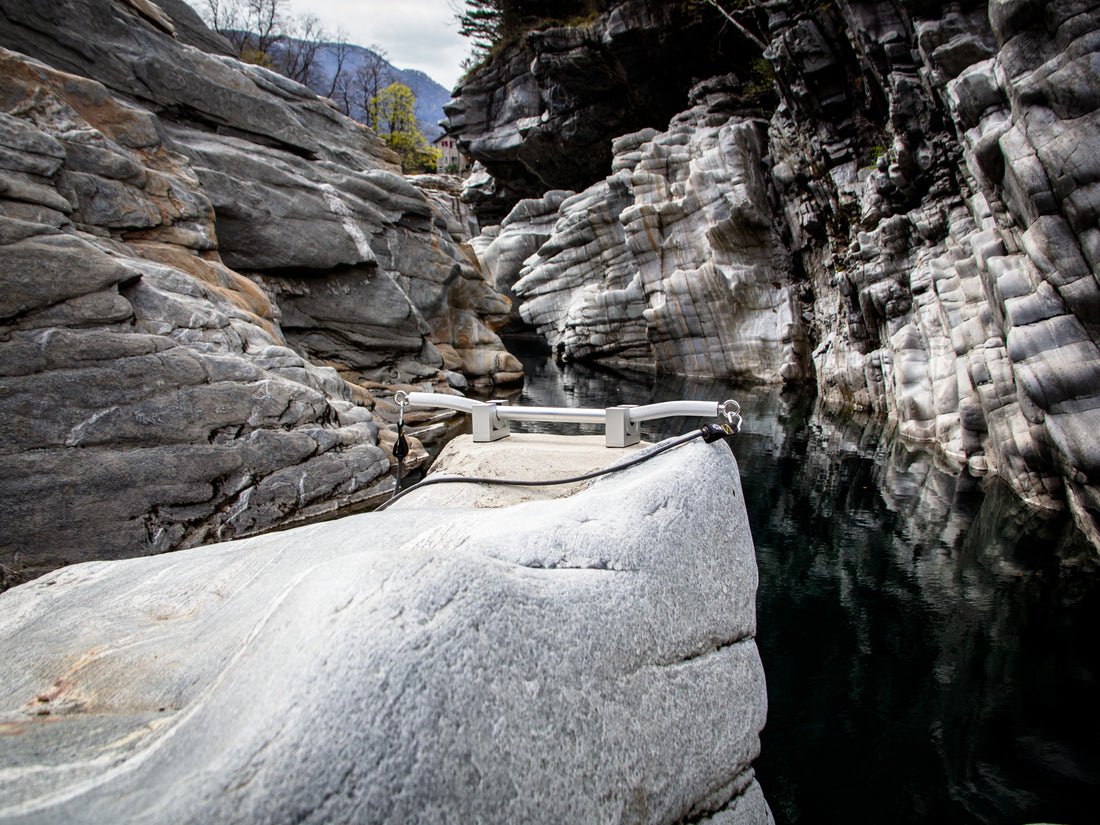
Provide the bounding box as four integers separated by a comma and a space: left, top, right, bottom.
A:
605, 405, 641, 447
471, 400, 510, 442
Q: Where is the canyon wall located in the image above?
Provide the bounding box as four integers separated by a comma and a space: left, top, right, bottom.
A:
442, 0, 763, 222
449, 0, 1100, 544
0, 0, 520, 586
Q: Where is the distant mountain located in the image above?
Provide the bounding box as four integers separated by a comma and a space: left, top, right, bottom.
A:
285, 39, 452, 141
392, 66, 453, 141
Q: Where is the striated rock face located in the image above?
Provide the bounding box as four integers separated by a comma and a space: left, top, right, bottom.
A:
0, 0, 519, 586
0, 435, 769, 825
499, 78, 810, 382
444, 0, 770, 221
762, 0, 1100, 531
455, 0, 1100, 544
472, 189, 572, 328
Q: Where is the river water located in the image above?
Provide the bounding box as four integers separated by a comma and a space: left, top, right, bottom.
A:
497, 345, 1100, 825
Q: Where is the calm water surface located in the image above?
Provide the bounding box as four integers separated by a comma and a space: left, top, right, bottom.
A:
501, 346, 1100, 825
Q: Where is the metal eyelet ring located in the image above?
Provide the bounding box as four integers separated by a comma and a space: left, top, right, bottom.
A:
394, 391, 409, 428
720, 399, 742, 432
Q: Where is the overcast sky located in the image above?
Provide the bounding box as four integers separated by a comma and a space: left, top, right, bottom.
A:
283, 0, 470, 91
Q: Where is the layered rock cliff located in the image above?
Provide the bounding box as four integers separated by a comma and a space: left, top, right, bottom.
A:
0, 0, 520, 586
450, 0, 1100, 545
444, 0, 769, 221
506, 78, 811, 383
766, 0, 1100, 534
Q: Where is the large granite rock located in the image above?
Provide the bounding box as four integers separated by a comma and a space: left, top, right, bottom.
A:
0, 434, 769, 825
0, 0, 519, 586
0, 46, 398, 585
0, 0, 390, 166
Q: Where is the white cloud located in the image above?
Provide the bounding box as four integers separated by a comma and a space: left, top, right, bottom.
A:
285, 0, 469, 90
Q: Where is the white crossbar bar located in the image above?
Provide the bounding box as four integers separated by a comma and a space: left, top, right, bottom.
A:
404, 392, 725, 447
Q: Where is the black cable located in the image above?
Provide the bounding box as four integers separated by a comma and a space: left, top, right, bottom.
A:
377, 427, 709, 511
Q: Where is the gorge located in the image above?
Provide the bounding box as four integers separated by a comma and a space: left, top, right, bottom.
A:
1, 0, 1097, 579
449, 0, 1100, 553
1, 0, 1099, 822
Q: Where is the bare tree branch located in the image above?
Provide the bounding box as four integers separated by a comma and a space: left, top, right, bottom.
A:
324, 27, 351, 99
280, 12, 323, 84
698, 0, 767, 52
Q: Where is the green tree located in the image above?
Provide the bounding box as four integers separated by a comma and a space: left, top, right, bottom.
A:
454, 0, 503, 61
453, 0, 606, 65
368, 83, 439, 174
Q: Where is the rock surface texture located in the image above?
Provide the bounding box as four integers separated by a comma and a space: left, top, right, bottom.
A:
508, 79, 810, 382
443, 0, 768, 221
0, 435, 769, 825
763, 0, 1100, 535
0, 0, 520, 586
451, 0, 1100, 545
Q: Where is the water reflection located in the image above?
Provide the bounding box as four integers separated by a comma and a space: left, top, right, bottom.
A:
504, 345, 1100, 825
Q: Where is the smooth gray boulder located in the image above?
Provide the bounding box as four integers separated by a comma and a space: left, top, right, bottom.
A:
0, 435, 769, 824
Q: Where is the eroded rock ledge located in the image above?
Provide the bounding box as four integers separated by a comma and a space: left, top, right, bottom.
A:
482, 77, 811, 383
444, 0, 771, 221
0, 0, 520, 586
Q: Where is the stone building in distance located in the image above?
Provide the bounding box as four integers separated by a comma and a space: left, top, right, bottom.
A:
434, 133, 472, 176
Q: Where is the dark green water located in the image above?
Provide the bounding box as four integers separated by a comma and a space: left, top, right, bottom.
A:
502, 347, 1100, 825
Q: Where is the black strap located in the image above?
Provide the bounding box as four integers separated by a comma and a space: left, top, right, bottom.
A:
390, 420, 410, 499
